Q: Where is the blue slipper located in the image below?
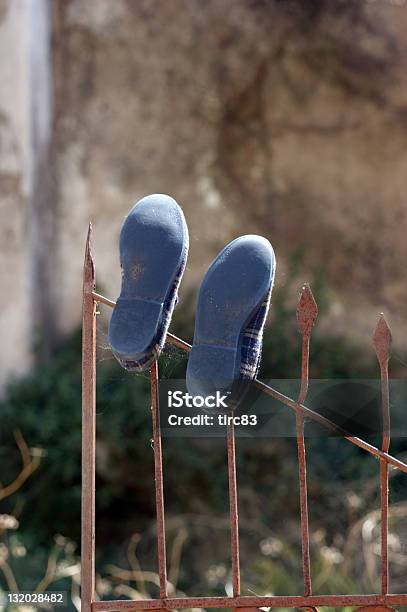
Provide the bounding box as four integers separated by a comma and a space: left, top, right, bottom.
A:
108, 194, 189, 371
186, 235, 275, 409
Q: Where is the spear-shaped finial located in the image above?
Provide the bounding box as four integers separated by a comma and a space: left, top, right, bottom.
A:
297, 284, 318, 337
373, 313, 392, 365
295, 284, 318, 601
83, 222, 95, 291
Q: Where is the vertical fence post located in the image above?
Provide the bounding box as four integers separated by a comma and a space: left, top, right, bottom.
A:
82, 224, 97, 612
151, 360, 168, 598
227, 420, 240, 597
373, 314, 392, 596
296, 285, 318, 598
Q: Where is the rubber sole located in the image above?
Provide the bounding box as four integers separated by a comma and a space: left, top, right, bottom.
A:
108, 194, 188, 369
186, 235, 275, 404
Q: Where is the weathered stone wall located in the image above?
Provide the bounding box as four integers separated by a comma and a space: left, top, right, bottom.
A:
53, 0, 407, 345
0, 0, 32, 389
1, 0, 407, 388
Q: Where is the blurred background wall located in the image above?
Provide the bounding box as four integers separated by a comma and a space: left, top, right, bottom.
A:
1, 0, 407, 389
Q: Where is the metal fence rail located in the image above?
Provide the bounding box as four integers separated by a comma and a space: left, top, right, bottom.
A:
81, 225, 407, 612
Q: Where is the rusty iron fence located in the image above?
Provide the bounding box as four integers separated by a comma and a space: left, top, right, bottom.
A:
81, 225, 407, 612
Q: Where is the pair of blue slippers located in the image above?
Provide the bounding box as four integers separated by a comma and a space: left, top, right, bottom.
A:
108, 194, 276, 406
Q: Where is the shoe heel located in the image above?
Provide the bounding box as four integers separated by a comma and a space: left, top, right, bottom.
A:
109, 297, 163, 358
187, 344, 238, 399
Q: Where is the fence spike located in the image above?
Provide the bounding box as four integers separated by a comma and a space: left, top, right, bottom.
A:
81, 222, 96, 612
227, 421, 240, 597
83, 222, 95, 290
150, 360, 168, 598
295, 285, 316, 597
373, 314, 392, 365
297, 284, 318, 337
373, 314, 392, 595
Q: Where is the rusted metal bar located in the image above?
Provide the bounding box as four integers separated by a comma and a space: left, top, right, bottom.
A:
295, 285, 317, 597
254, 379, 407, 474
92, 291, 407, 475
92, 292, 115, 308
82, 224, 96, 612
150, 360, 168, 598
227, 421, 240, 596
373, 315, 392, 595
91, 593, 407, 611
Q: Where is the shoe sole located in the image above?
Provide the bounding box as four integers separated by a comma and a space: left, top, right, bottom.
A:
108, 194, 188, 370
186, 235, 275, 405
